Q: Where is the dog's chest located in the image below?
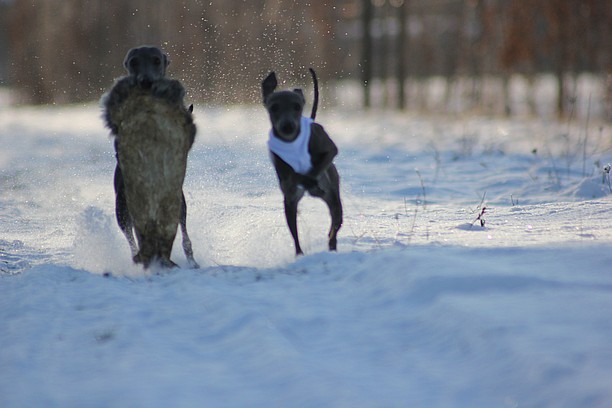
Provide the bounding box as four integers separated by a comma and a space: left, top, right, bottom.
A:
268, 117, 313, 174
115, 92, 192, 236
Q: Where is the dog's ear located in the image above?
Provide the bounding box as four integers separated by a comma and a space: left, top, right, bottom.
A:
123, 48, 137, 72
293, 88, 305, 103
262, 72, 278, 103
160, 51, 170, 78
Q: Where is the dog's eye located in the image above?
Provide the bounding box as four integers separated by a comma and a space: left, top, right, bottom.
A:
153, 57, 161, 66
293, 103, 301, 112
270, 103, 279, 113
129, 58, 139, 68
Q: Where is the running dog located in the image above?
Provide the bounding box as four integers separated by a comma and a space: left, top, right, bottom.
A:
102, 46, 198, 268
262, 69, 343, 255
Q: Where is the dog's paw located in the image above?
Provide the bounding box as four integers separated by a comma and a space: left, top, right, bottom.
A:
104, 76, 136, 111
186, 257, 200, 269
152, 80, 185, 104
115, 76, 138, 94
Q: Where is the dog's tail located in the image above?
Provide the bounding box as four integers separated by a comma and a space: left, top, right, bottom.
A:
309, 68, 319, 120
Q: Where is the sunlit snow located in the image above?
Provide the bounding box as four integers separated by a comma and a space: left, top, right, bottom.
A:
1, 103, 612, 407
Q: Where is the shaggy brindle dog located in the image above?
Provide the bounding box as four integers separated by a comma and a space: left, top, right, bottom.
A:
102, 46, 198, 268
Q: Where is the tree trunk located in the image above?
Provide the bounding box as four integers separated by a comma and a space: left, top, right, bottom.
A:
362, 0, 373, 109
396, 0, 407, 110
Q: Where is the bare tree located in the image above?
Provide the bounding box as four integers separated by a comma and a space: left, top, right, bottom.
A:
3, 0, 610, 116
361, 0, 373, 109
394, 0, 407, 110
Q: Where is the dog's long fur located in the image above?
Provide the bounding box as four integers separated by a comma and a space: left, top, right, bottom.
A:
102, 46, 198, 268
262, 69, 343, 255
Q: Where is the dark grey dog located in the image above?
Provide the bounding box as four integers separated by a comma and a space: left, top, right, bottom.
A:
262, 69, 343, 255
102, 46, 198, 268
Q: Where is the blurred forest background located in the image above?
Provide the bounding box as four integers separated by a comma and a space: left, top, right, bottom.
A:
0, 0, 610, 119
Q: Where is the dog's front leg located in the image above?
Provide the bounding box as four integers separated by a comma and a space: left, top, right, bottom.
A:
151, 79, 185, 105
283, 194, 302, 255
102, 77, 137, 134
280, 174, 305, 256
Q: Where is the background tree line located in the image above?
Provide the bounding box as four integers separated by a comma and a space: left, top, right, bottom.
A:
1, 0, 610, 118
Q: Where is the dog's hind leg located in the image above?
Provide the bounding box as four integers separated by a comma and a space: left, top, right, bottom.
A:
324, 191, 343, 251
114, 164, 138, 258
179, 192, 199, 269
319, 167, 343, 252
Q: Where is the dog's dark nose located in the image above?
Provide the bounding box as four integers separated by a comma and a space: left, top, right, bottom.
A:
139, 79, 153, 89
137, 74, 154, 89
281, 122, 295, 135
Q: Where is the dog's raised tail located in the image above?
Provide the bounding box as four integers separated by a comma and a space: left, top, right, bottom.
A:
309, 68, 319, 120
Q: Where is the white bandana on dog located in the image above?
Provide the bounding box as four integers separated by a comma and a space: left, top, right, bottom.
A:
268, 116, 313, 175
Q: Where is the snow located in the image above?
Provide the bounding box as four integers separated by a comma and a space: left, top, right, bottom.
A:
1, 103, 612, 407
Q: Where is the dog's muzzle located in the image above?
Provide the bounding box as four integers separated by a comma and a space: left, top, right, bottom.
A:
279, 121, 296, 136
137, 74, 155, 89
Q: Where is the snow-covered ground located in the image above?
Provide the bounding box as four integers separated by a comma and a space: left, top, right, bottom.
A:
1, 102, 612, 407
